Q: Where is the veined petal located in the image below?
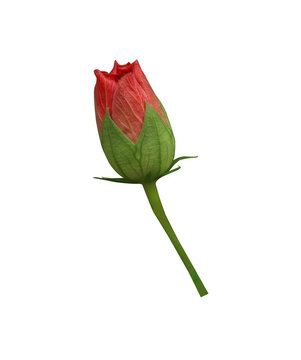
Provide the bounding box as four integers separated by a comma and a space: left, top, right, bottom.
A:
94, 70, 118, 131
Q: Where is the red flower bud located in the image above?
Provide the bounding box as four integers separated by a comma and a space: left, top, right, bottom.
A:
92, 61, 207, 298
94, 60, 167, 143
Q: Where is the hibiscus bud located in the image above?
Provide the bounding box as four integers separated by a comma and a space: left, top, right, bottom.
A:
94, 60, 175, 183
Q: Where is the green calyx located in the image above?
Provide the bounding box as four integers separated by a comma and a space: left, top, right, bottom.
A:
99, 103, 176, 184
97, 103, 198, 184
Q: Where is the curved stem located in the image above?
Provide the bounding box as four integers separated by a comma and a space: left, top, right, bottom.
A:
143, 181, 208, 297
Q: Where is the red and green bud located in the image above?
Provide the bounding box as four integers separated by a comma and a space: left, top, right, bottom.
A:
93, 61, 207, 297
94, 60, 175, 183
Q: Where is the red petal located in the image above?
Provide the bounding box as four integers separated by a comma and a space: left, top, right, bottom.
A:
112, 73, 146, 142
132, 61, 166, 123
94, 70, 118, 131
94, 60, 167, 141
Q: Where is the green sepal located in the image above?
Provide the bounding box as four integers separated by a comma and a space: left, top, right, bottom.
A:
158, 100, 175, 138
135, 103, 175, 182
94, 176, 138, 184
160, 165, 181, 178
159, 156, 198, 179
100, 110, 143, 181
168, 156, 198, 170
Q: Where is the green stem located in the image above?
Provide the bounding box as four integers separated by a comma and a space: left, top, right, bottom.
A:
143, 181, 208, 298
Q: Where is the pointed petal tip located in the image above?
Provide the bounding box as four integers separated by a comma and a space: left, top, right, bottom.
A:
94, 69, 101, 77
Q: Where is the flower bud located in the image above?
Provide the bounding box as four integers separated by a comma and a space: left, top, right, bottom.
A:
94, 60, 175, 183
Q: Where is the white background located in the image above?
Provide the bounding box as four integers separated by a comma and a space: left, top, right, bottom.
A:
0, 0, 300, 359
